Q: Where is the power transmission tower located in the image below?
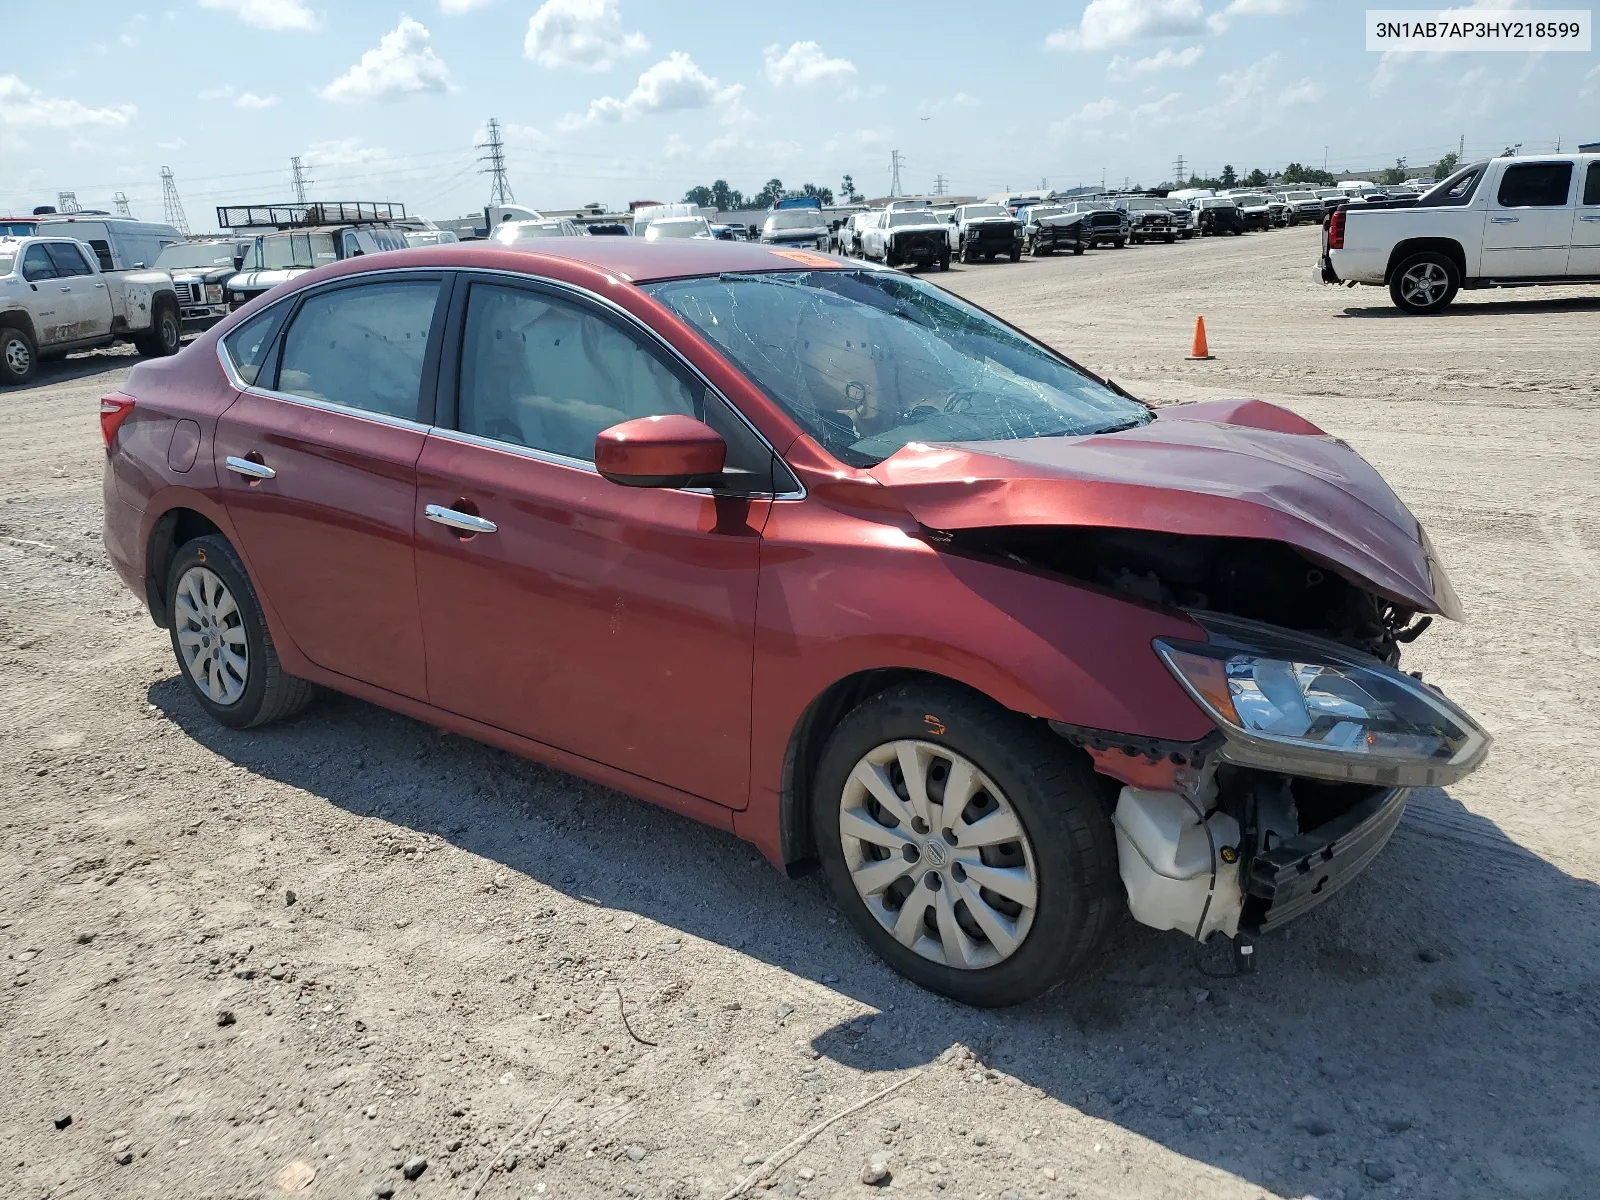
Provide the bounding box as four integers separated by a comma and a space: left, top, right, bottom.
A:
290, 156, 311, 204
477, 118, 515, 206
889, 150, 904, 197
160, 167, 191, 236
57, 191, 82, 213
113, 192, 132, 217
932, 174, 948, 196
1173, 155, 1186, 186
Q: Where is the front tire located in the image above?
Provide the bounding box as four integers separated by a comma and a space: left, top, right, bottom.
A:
166, 535, 316, 729
135, 298, 181, 358
1073, 243, 1085, 255
1389, 251, 1460, 314
0, 324, 37, 386
1008, 249, 1021, 263
812, 683, 1118, 1007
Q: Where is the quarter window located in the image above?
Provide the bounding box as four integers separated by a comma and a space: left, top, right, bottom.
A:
276, 280, 440, 420
455, 283, 698, 462
85, 240, 115, 271
222, 304, 290, 387
1496, 163, 1574, 207
21, 245, 58, 281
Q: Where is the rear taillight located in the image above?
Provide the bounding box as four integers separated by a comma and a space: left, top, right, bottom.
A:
1328, 207, 1346, 250
100, 394, 135, 448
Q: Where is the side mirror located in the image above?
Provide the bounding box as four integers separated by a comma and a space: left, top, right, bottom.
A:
595, 414, 727, 488
233, 251, 247, 270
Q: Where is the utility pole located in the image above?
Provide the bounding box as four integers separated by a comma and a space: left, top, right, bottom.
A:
56, 191, 82, 213
1459, 133, 1464, 157
932, 173, 948, 196
1173, 155, 1186, 187
290, 156, 311, 204
477, 118, 515, 206
160, 167, 191, 236
889, 150, 904, 197
112, 192, 132, 217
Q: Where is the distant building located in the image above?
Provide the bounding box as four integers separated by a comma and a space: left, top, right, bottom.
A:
1580, 141, 1599, 153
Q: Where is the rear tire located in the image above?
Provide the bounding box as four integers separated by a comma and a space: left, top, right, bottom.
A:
0, 324, 37, 386
938, 252, 951, 271
812, 683, 1119, 1008
1389, 251, 1460, 315
165, 534, 317, 729
1113, 239, 1126, 249
135, 298, 181, 358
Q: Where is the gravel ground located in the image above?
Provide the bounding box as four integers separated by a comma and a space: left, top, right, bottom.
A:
3, 228, 1598, 1200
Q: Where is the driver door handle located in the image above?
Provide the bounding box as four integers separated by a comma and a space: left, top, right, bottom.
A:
424, 504, 497, 535
1490, 216, 1520, 224
225, 455, 276, 480
1581, 215, 1600, 222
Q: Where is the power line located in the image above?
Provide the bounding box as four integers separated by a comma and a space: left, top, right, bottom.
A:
161, 167, 191, 236
290, 156, 312, 205
478, 118, 515, 206
889, 150, 904, 197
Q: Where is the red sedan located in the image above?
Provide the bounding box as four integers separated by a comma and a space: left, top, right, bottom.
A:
101, 239, 1488, 1006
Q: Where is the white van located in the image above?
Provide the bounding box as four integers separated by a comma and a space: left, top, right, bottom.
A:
34, 216, 183, 272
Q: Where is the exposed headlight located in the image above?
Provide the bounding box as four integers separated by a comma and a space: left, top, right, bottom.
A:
1155, 614, 1489, 788
205, 284, 224, 303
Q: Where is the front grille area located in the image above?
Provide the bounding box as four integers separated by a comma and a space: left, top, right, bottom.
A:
1090, 214, 1122, 229
172, 282, 201, 305
893, 232, 944, 258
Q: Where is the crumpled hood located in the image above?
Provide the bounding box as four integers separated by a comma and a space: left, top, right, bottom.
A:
866, 398, 1462, 619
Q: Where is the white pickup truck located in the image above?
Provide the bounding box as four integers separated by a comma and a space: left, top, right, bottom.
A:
1321, 154, 1600, 313
0, 233, 181, 384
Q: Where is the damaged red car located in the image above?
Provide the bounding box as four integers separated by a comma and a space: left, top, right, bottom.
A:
101, 240, 1489, 1006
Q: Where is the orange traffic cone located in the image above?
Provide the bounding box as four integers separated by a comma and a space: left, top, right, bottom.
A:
1187, 315, 1214, 360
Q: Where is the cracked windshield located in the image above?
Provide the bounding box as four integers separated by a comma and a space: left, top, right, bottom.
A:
644, 269, 1149, 467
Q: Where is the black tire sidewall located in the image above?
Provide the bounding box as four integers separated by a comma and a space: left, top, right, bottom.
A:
158, 303, 181, 353
1390, 252, 1460, 314
812, 685, 1118, 1007
166, 536, 273, 728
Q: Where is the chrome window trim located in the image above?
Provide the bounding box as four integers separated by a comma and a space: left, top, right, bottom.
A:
214, 263, 807, 499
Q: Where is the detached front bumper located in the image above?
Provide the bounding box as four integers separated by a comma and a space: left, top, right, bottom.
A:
1244, 786, 1407, 932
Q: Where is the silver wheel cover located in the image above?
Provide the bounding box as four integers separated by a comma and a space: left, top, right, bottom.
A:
174, 565, 249, 706
3, 335, 29, 375
839, 740, 1038, 970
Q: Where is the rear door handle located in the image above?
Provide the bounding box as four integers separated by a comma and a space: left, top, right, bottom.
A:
1490, 216, 1520, 224
1582, 215, 1600, 222
424, 504, 497, 535
59, 285, 72, 292
225, 455, 276, 480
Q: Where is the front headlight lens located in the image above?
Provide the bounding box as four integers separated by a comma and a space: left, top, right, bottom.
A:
1155, 616, 1490, 787
205, 284, 224, 303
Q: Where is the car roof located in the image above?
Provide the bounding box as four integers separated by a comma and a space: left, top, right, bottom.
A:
293, 239, 854, 285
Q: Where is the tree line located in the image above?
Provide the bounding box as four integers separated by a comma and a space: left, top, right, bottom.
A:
682, 175, 867, 211
1162, 151, 1461, 192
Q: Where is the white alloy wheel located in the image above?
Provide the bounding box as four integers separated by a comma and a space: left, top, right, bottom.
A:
1400, 261, 1450, 307
839, 739, 1039, 970
173, 565, 249, 705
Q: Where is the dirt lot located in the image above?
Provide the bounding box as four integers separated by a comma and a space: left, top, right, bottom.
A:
4, 226, 1599, 1200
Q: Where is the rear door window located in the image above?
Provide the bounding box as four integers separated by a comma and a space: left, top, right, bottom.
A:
85, 239, 115, 271
1584, 163, 1600, 206
44, 242, 93, 277
1497, 162, 1574, 207
276, 279, 442, 421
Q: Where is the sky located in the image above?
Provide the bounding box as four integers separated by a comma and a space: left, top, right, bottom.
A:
0, 0, 1595, 231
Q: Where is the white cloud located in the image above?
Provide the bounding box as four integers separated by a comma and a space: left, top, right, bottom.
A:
561, 52, 741, 128
321, 19, 452, 103
524, 0, 647, 70
822, 125, 893, 155
199, 84, 280, 109
1074, 97, 1121, 122
763, 41, 856, 87
1132, 90, 1185, 121
440, 0, 491, 11
1276, 77, 1323, 106
197, 0, 317, 32
663, 133, 692, 160
304, 138, 390, 167
1583, 61, 1600, 98
0, 75, 135, 128
1225, 0, 1296, 12
1046, 0, 1207, 51
1108, 44, 1203, 78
